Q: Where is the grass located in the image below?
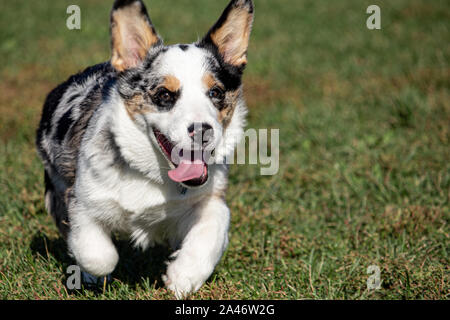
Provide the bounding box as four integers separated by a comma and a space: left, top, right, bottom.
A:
0, 0, 449, 299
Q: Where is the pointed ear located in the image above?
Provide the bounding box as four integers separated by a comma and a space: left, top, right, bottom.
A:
201, 0, 254, 68
110, 0, 161, 72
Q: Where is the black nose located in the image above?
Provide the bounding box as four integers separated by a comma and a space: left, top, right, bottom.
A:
188, 123, 214, 144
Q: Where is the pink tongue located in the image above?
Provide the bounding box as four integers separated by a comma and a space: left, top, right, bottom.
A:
168, 160, 205, 183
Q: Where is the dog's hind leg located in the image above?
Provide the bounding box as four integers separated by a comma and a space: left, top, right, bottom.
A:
44, 170, 70, 238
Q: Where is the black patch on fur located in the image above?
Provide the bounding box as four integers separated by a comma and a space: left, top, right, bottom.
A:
44, 170, 53, 193
142, 49, 163, 71
202, 53, 242, 91
66, 93, 79, 105
37, 81, 72, 143
101, 77, 118, 102
113, 0, 145, 11
129, 73, 142, 84
56, 109, 73, 143
178, 44, 189, 51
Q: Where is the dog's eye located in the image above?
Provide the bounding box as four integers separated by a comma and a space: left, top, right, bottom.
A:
152, 87, 179, 111
156, 88, 173, 102
208, 87, 224, 101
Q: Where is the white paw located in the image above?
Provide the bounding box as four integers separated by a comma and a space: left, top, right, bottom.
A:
78, 246, 119, 277
68, 223, 119, 277
70, 238, 119, 277
162, 258, 211, 299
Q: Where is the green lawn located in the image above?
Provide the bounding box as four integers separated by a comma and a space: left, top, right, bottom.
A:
0, 0, 448, 299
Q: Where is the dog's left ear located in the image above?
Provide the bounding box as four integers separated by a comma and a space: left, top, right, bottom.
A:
110, 0, 161, 72
200, 0, 254, 68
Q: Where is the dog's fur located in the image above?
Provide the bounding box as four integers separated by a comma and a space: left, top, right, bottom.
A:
36, 0, 253, 297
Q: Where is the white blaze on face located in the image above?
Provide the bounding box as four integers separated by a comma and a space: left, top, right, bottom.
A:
138, 44, 247, 181
149, 46, 221, 149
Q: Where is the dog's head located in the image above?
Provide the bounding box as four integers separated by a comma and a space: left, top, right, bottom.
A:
110, 0, 254, 188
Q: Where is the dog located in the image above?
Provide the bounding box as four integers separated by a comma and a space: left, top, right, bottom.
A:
36, 0, 254, 297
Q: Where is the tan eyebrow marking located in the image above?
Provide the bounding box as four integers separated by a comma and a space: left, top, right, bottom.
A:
202, 73, 224, 90
161, 75, 181, 92
202, 73, 217, 89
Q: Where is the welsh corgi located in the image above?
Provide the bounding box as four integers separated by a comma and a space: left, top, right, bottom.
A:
36, 0, 254, 298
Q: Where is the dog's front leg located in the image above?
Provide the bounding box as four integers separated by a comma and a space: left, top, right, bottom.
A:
163, 195, 230, 298
67, 202, 119, 278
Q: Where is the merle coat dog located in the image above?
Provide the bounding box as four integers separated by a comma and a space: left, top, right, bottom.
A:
36, 0, 254, 297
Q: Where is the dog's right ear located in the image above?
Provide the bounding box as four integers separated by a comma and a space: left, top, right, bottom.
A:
110, 0, 161, 72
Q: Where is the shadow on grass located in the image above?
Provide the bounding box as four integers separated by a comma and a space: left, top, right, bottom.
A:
30, 231, 172, 295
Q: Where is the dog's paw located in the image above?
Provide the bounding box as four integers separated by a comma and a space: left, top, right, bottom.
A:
81, 271, 112, 288
162, 259, 208, 299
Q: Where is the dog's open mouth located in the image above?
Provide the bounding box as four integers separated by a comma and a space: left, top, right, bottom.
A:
153, 129, 208, 187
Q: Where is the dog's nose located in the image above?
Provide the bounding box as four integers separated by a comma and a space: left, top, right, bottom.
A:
188, 123, 214, 144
